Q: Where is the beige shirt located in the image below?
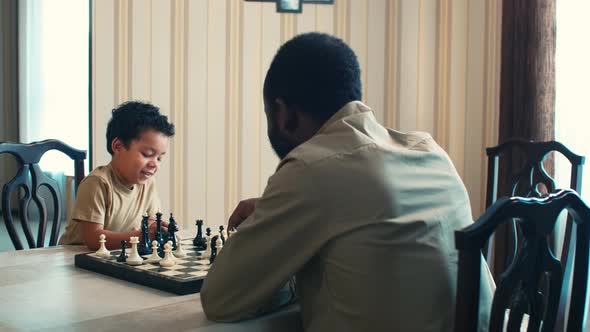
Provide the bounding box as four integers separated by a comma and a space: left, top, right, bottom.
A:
58, 163, 160, 245
201, 101, 493, 332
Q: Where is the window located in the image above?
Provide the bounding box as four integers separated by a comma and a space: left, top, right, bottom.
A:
555, 1, 590, 197
18, 0, 90, 175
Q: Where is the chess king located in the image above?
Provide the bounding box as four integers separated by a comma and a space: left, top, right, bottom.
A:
58, 101, 175, 250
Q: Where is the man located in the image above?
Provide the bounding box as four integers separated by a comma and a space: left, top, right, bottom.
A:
201, 32, 492, 332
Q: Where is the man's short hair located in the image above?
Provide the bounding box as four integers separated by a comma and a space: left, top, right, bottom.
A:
263, 32, 362, 122
106, 101, 175, 155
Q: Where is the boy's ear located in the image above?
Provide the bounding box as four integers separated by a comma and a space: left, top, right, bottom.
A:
111, 138, 124, 154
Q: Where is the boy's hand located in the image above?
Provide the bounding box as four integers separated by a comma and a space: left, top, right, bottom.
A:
148, 219, 169, 240
228, 198, 259, 230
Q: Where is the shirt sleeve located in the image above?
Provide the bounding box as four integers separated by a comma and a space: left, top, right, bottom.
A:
200, 160, 329, 322
70, 176, 109, 225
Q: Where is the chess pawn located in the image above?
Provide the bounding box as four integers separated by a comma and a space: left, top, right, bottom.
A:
167, 240, 177, 261
95, 234, 110, 258
174, 235, 187, 258
159, 243, 175, 267
145, 240, 161, 263
116, 240, 128, 262
126, 236, 143, 265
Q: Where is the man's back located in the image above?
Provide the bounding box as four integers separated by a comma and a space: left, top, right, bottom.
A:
286, 101, 488, 331
201, 101, 492, 331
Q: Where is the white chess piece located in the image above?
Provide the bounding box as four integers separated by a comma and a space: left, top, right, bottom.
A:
216, 233, 223, 254
166, 240, 177, 261
126, 236, 143, 265
201, 234, 212, 259
174, 235, 187, 258
145, 240, 161, 263
159, 243, 175, 267
95, 234, 110, 258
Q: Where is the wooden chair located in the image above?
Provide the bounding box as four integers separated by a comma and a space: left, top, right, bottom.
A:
485, 139, 585, 274
454, 189, 590, 332
0, 140, 86, 250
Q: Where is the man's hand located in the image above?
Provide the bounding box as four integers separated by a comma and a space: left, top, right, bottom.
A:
228, 198, 259, 230
148, 218, 169, 240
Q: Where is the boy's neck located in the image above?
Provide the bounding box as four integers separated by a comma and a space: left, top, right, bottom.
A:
110, 161, 134, 190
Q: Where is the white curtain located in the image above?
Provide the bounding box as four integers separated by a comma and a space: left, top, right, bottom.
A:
555, 1, 590, 198
18, 0, 89, 176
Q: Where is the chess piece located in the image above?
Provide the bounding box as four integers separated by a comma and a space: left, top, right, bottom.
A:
116, 240, 128, 262
138, 214, 151, 255
95, 234, 110, 258
209, 235, 218, 264
216, 232, 223, 254
174, 235, 187, 258
166, 240, 177, 261
155, 210, 164, 246
168, 213, 177, 250
159, 243, 175, 267
145, 240, 161, 263
205, 227, 211, 249
193, 219, 206, 249
126, 236, 143, 265
219, 225, 226, 244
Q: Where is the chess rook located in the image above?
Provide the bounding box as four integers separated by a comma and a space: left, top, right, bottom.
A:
126, 236, 143, 265
193, 219, 206, 249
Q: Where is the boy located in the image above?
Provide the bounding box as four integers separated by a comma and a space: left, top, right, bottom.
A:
59, 101, 175, 250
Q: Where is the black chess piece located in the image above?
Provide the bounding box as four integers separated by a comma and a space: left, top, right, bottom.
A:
219, 225, 225, 244
155, 210, 164, 246
193, 219, 206, 249
116, 240, 128, 262
209, 235, 218, 264
138, 214, 151, 256
168, 213, 177, 250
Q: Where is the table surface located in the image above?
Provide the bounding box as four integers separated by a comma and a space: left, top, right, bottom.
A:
0, 243, 302, 332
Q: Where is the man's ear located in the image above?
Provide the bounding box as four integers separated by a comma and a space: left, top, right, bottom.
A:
275, 98, 298, 133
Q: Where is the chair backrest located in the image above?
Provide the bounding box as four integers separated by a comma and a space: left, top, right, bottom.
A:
0, 139, 86, 250
454, 189, 590, 332
486, 139, 584, 207
485, 139, 585, 276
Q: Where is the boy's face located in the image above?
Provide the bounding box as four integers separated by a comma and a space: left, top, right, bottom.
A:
111, 129, 169, 187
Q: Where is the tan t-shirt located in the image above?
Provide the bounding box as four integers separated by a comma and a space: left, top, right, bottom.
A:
58, 163, 161, 245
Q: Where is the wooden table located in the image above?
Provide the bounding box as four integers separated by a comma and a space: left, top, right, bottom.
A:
0, 245, 302, 332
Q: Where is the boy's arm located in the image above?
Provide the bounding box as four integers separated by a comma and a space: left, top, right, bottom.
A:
79, 219, 170, 250
79, 221, 141, 250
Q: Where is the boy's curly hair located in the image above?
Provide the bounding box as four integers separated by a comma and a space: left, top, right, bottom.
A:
106, 101, 175, 155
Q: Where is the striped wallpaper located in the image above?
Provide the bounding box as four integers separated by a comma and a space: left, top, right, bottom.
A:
92, 0, 502, 229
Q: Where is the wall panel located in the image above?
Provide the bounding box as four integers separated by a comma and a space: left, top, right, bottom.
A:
92, 0, 502, 228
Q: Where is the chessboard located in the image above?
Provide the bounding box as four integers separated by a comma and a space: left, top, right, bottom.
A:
74, 238, 211, 295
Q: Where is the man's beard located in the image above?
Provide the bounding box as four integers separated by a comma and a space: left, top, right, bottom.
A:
268, 127, 296, 159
